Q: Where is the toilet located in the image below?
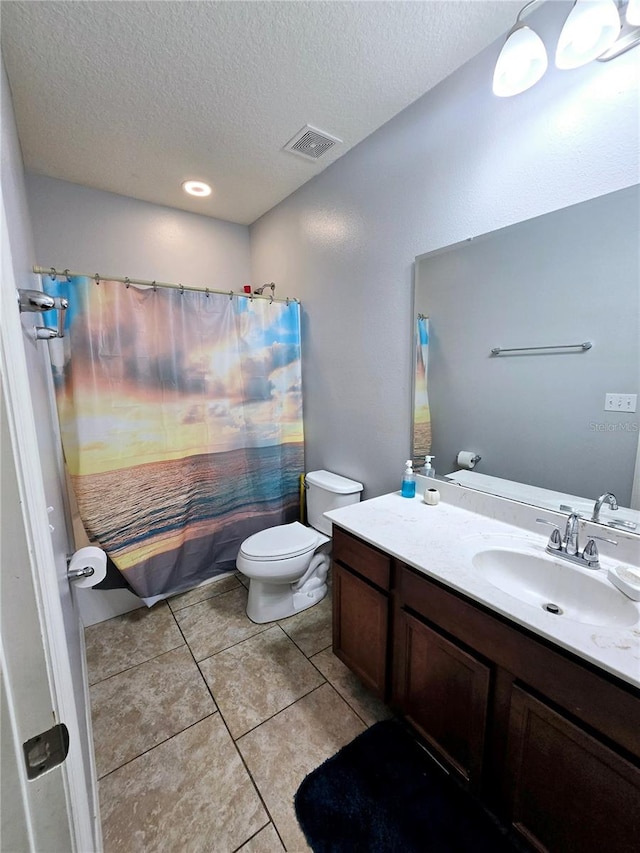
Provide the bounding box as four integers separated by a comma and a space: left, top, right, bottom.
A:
236, 470, 363, 623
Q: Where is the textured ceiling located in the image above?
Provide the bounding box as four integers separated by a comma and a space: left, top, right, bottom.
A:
2, 1, 520, 224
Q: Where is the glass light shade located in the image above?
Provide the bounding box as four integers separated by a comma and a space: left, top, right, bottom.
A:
555, 0, 621, 69
493, 25, 548, 97
627, 0, 640, 26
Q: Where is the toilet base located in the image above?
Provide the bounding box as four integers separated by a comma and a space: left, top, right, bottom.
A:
246, 577, 328, 623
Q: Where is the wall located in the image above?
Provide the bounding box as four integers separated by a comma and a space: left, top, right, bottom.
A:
250, 1, 640, 498
415, 186, 639, 505
26, 174, 251, 288
25, 169, 252, 623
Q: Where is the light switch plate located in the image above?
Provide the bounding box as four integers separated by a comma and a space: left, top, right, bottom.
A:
604, 393, 637, 412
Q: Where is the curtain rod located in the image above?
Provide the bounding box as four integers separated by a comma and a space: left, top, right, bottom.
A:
33, 266, 300, 305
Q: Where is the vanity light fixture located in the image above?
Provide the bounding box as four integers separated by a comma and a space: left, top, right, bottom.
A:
493, 0, 635, 96
627, 0, 640, 24
555, 0, 621, 69
182, 180, 212, 198
492, 6, 548, 97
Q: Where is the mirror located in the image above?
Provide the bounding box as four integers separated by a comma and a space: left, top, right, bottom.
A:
413, 185, 640, 532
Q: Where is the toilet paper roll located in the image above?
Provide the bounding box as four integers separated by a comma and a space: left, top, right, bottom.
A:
68, 546, 107, 588
457, 451, 480, 470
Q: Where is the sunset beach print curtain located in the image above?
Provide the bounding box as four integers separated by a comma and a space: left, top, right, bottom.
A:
414, 316, 432, 459
44, 276, 304, 603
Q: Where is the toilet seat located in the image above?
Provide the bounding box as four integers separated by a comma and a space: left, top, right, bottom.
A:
240, 521, 319, 561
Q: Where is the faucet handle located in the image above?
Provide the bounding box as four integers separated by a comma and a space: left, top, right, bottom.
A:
536, 519, 562, 551
583, 535, 617, 566
586, 535, 618, 546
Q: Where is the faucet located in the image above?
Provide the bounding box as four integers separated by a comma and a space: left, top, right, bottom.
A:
592, 492, 618, 522
563, 513, 580, 556
536, 513, 617, 569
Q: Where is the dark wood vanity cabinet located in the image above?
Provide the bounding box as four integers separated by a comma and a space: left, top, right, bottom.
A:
332, 527, 390, 698
394, 608, 490, 788
331, 526, 640, 853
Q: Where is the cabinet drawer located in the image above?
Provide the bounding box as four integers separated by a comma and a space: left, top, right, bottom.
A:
332, 526, 391, 591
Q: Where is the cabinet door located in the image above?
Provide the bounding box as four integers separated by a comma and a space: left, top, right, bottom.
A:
395, 610, 490, 787
506, 685, 640, 853
332, 563, 388, 698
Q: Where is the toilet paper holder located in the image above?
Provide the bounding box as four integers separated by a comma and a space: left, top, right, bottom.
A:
66, 560, 94, 581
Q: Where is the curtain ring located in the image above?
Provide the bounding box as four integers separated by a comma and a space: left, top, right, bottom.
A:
205, 288, 210, 298
50, 267, 57, 281
229, 290, 234, 300
152, 281, 157, 292
64, 268, 71, 281
286, 297, 290, 306
269, 293, 274, 304
179, 284, 184, 296
125, 277, 131, 289
94, 273, 100, 286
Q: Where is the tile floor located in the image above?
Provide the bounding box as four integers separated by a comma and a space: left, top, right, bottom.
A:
85, 572, 392, 852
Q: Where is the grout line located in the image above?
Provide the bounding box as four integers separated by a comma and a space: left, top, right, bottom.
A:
305, 646, 390, 729
87, 639, 186, 687
229, 821, 274, 853
230, 679, 329, 742
96, 711, 218, 781
168, 580, 243, 614
170, 605, 286, 849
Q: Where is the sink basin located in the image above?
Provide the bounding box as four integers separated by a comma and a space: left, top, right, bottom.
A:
472, 547, 639, 628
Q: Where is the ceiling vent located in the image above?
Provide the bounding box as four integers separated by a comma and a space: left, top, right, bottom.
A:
283, 125, 342, 161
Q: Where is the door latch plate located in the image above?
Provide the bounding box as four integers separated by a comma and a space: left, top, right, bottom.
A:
23, 723, 69, 779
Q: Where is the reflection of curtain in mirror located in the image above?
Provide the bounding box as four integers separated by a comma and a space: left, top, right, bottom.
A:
414, 315, 431, 458
43, 276, 304, 604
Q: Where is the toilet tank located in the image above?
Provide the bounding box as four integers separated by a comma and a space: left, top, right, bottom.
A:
305, 470, 364, 536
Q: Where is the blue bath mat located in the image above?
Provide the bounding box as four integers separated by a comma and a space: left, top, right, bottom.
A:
294, 719, 520, 853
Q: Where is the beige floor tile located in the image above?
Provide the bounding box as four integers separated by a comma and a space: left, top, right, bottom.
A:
310, 647, 393, 727
85, 602, 184, 685
168, 573, 241, 613
278, 595, 332, 657
237, 683, 365, 852
236, 823, 285, 852
199, 626, 325, 738
90, 646, 216, 778
174, 586, 269, 661
100, 713, 267, 853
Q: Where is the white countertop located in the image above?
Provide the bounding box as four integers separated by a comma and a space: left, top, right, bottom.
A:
325, 483, 640, 689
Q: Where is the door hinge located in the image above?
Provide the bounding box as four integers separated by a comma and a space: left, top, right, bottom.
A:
23, 723, 69, 779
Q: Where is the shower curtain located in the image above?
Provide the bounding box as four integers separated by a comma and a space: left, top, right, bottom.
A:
44, 276, 304, 604
414, 315, 432, 458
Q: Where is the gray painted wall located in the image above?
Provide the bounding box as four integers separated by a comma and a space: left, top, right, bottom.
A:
250, 1, 640, 499
26, 174, 251, 288
415, 186, 640, 505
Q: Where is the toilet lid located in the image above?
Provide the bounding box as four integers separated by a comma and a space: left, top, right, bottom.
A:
241, 522, 319, 561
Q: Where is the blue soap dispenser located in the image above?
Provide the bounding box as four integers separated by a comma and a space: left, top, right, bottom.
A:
401, 460, 416, 498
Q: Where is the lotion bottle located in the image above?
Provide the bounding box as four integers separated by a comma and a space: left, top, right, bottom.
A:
401, 460, 416, 498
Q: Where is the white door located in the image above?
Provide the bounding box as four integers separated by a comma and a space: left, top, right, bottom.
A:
1, 195, 99, 849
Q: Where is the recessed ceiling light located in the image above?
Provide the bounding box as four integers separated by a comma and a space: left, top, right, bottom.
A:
182, 180, 212, 197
